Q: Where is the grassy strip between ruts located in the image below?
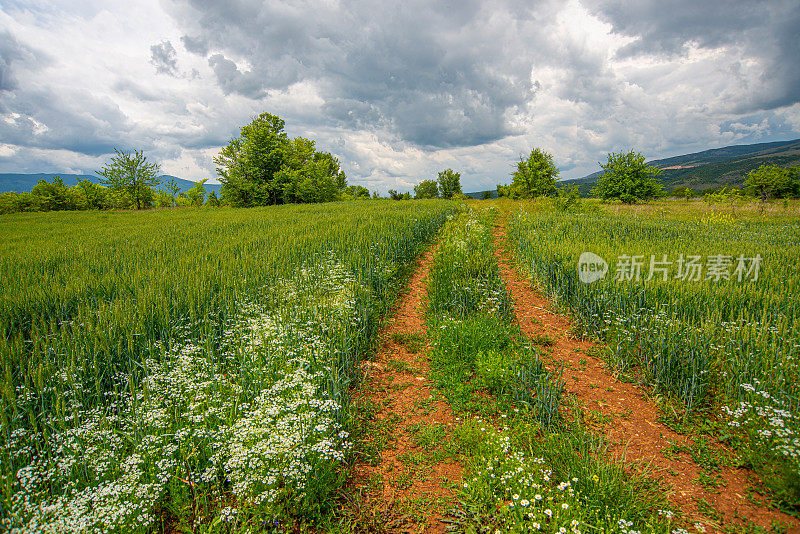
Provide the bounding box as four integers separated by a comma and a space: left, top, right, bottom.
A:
426, 208, 677, 534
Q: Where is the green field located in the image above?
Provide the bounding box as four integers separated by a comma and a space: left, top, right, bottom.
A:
509, 199, 800, 506
2, 198, 799, 533
0, 201, 453, 531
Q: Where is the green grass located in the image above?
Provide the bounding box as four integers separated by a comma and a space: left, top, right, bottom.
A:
0, 200, 454, 532
509, 201, 800, 511
389, 331, 427, 353
425, 208, 674, 534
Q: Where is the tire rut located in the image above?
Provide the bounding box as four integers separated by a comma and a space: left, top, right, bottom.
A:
347, 244, 462, 534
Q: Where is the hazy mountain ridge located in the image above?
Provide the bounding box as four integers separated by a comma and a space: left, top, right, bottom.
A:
0, 173, 222, 195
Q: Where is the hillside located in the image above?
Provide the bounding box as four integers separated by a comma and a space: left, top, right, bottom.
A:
565, 138, 800, 196
0, 173, 222, 195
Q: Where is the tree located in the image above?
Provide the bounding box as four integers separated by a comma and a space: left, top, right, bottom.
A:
553, 184, 582, 211
76, 179, 107, 209
672, 186, 695, 200
206, 190, 221, 207
387, 189, 404, 200
31, 177, 74, 211
592, 150, 663, 204
745, 164, 794, 204
512, 148, 559, 197
215, 113, 347, 206
481, 190, 492, 200
279, 140, 347, 203
97, 149, 161, 210
414, 179, 439, 199
437, 169, 462, 199
215, 113, 289, 207
185, 179, 208, 207
345, 185, 371, 199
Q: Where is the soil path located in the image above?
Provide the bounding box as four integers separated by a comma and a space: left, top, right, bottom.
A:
347, 244, 462, 534
492, 224, 799, 534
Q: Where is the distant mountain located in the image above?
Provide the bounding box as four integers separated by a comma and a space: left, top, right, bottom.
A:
566, 139, 800, 196
465, 190, 499, 199
0, 173, 222, 195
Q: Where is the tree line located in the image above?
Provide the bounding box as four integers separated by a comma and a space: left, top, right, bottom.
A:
493, 147, 800, 204
3, 109, 798, 215
0, 172, 220, 215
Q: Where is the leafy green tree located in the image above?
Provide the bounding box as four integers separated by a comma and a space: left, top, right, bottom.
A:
592, 150, 663, 203
512, 148, 559, 197
215, 113, 347, 206
185, 179, 208, 207
154, 190, 173, 208
97, 149, 161, 209
745, 164, 794, 203
278, 138, 347, 203
76, 179, 107, 209
31, 177, 74, 211
206, 190, 221, 207
437, 169, 462, 199
344, 185, 371, 199
387, 189, 403, 200
481, 190, 492, 200
414, 179, 439, 199
215, 113, 289, 207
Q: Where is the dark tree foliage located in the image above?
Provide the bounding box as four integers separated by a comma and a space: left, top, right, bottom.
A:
414, 179, 439, 199
592, 150, 663, 204
437, 169, 462, 199
214, 112, 347, 207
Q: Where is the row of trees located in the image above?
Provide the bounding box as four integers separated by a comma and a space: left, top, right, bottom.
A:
7, 107, 797, 213
0, 175, 219, 215
496, 148, 664, 204
496, 148, 800, 204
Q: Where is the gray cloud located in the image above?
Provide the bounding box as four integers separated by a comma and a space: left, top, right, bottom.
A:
0, 30, 42, 92
584, 0, 800, 113
150, 40, 179, 76
0, 32, 23, 91
163, 0, 545, 147
180, 34, 209, 56
208, 54, 267, 99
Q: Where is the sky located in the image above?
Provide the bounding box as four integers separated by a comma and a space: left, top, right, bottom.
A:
1, 0, 798, 194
